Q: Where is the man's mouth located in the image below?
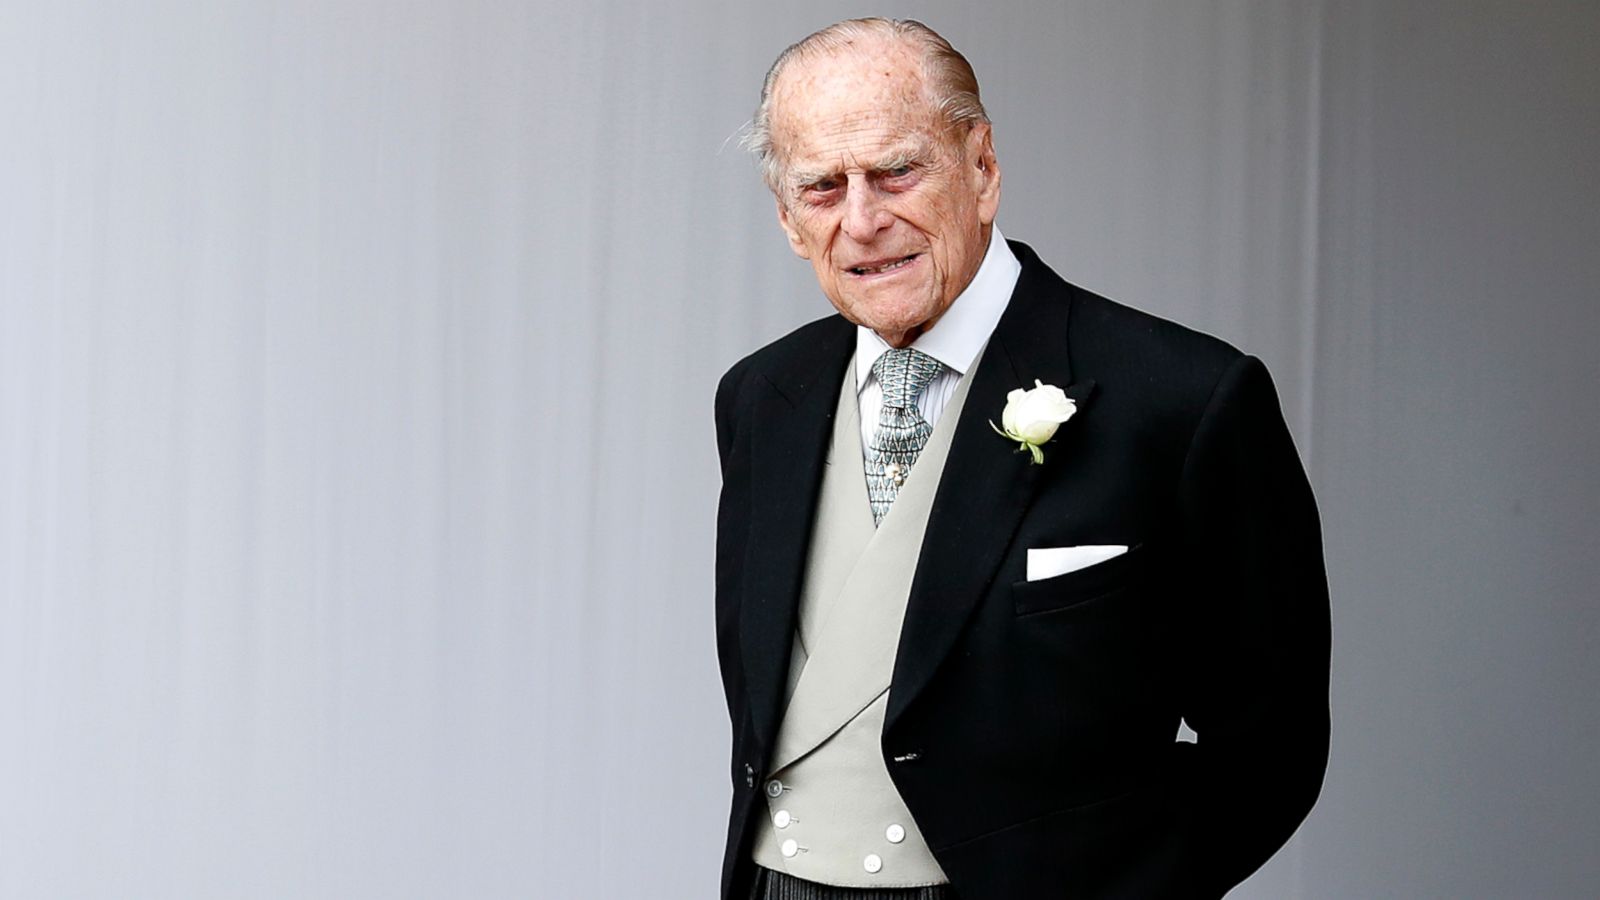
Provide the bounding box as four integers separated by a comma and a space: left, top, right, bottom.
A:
847, 254, 920, 276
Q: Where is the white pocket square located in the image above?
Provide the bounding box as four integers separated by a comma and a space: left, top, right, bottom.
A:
1026, 544, 1129, 582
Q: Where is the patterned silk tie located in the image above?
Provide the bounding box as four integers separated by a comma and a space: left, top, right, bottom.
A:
865, 347, 945, 526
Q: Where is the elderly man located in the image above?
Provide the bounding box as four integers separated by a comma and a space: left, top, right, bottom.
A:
713, 18, 1329, 900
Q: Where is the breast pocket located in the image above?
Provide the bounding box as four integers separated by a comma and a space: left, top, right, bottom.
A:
1011, 542, 1147, 616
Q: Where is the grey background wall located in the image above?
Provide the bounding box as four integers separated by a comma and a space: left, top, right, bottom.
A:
2, 1, 1594, 897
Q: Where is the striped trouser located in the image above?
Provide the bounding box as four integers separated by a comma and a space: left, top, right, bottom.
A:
751, 867, 956, 900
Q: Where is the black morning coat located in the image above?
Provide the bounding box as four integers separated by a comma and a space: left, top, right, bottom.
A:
712, 241, 1331, 899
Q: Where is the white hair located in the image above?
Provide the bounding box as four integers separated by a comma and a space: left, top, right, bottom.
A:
741, 18, 991, 193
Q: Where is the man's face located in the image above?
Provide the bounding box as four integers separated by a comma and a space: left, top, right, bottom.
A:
768, 41, 1001, 348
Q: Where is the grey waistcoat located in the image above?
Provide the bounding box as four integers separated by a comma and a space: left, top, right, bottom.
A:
751, 355, 978, 887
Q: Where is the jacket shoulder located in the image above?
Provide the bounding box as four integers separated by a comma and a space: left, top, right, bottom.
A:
1009, 240, 1246, 398
1067, 286, 1244, 394
715, 313, 853, 414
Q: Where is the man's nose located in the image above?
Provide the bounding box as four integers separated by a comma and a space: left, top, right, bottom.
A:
840, 183, 891, 242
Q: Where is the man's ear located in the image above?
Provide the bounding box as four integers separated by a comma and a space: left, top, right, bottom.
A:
968, 124, 1002, 226
775, 198, 811, 259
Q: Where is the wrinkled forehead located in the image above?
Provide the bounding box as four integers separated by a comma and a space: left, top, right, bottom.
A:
768, 42, 943, 164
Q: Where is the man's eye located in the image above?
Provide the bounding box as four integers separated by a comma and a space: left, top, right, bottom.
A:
887, 165, 914, 178
809, 179, 840, 193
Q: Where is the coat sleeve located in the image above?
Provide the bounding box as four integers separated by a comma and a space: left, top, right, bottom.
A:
1167, 354, 1331, 895
712, 360, 755, 730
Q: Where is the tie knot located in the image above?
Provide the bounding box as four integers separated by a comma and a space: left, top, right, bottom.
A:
872, 347, 943, 411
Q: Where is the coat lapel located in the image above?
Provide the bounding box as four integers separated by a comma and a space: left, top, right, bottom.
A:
739, 317, 855, 751
886, 244, 1096, 730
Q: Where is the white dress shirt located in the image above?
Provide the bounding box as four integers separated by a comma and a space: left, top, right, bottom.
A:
855, 225, 1022, 456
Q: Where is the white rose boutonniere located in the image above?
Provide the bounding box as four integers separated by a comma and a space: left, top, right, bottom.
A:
991, 379, 1077, 464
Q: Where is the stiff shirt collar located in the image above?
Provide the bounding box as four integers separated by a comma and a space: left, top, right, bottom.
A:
854, 225, 1021, 391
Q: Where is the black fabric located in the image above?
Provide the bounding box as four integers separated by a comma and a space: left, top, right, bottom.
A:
713, 241, 1331, 900
751, 867, 956, 900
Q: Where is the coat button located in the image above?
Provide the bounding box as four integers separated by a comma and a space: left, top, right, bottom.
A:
863, 853, 883, 874
780, 839, 799, 858
773, 810, 792, 829
745, 765, 755, 788
885, 823, 906, 843
765, 779, 785, 798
